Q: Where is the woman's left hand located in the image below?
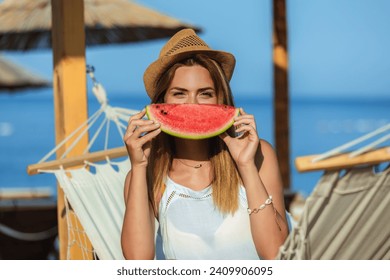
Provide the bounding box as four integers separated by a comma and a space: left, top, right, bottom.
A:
219, 108, 260, 167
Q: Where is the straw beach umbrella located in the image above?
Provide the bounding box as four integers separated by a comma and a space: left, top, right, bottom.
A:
0, 55, 50, 91
0, 0, 200, 51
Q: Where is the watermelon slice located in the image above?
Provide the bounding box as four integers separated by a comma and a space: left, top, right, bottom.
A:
145, 103, 239, 139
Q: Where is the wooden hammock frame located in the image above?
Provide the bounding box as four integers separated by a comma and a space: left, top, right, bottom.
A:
295, 123, 390, 172
27, 146, 127, 175
295, 146, 390, 172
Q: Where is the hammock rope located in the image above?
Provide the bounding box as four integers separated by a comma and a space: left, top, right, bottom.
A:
0, 223, 58, 241
38, 67, 139, 166
312, 123, 390, 162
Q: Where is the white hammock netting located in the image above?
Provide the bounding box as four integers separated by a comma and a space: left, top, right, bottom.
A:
51, 160, 130, 260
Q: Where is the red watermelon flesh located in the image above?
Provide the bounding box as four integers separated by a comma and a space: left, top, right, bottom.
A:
146, 104, 239, 139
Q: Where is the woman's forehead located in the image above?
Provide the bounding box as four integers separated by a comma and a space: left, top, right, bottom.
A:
170, 65, 214, 88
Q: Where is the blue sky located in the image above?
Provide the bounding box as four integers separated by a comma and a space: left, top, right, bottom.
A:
2, 0, 390, 99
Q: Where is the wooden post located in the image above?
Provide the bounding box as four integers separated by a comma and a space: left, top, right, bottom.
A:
51, 0, 93, 259
273, 0, 290, 190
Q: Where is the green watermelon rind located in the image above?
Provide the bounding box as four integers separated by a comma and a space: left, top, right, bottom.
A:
145, 104, 239, 140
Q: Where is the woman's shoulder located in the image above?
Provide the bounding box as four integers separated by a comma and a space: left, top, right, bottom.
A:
256, 139, 280, 173
259, 139, 278, 160
253, 139, 277, 170
259, 139, 275, 152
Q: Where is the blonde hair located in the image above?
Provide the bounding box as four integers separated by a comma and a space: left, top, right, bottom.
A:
148, 54, 241, 215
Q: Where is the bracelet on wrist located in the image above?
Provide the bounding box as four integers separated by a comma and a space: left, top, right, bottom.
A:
247, 195, 273, 215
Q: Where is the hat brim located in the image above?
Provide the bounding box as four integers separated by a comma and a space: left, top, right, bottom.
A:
143, 49, 235, 99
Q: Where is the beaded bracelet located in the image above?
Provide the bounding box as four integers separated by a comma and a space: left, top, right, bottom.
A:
247, 195, 273, 215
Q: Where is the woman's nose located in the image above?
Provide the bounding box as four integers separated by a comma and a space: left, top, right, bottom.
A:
185, 93, 198, 104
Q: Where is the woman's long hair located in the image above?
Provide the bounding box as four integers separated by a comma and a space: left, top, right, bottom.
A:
147, 54, 241, 215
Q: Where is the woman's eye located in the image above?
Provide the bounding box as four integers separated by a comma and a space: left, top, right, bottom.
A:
173, 92, 184, 96
200, 92, 214, 97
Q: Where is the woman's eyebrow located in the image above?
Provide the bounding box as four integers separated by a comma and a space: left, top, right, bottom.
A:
169, 87, 188, 91
198, 87, 215, 91
168, 86, 215, 92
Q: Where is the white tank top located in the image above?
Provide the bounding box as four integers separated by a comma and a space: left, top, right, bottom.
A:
158, 176, 260, 260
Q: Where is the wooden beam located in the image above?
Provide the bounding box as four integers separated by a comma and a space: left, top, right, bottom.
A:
295, 147, 390, 172
0, 187, 53, 200
51, 0, 93, 260
273, 0, 290, 189
27, 146, 128, 175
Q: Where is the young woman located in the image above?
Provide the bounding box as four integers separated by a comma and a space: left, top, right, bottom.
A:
121, 29, 291, 260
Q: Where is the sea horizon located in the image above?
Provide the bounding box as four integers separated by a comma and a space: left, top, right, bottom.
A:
1, 89, 389, 197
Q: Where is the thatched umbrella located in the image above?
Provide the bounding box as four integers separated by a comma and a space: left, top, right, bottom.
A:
0, 55, 50, 91
0, 0, 200, 51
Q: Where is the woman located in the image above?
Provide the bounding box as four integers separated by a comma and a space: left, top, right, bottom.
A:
121, 29, 290, 260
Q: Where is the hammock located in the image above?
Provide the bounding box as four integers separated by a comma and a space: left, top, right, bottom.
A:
278, 124, 390, 259
29, 67, 139, 259
50, 160, 129, 259
277, 166, 390, 259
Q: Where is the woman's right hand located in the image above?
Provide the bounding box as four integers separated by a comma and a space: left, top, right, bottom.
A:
123, 108, 161, 168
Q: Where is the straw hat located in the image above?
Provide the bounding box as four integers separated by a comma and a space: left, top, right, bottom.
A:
143, 28, 236, 99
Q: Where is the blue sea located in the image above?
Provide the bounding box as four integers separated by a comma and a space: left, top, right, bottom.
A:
0, 89, 389, 197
